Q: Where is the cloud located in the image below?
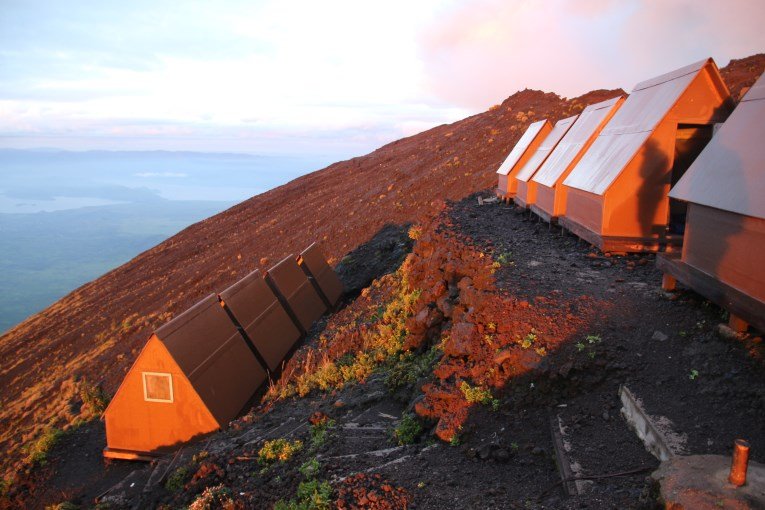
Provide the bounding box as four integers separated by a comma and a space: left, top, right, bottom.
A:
0, 0, 470, 155
2, 0, 762, 154
419, 0, 765, 108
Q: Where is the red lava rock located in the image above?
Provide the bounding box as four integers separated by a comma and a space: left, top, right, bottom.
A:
457, 276, 474, 292
309, 411, 329, 426
443, 322, 475, 357
436, 295, 454, 317
494, 350, 513, 365
336, 473, 410, 510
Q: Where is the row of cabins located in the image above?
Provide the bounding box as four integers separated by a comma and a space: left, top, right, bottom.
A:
103, 243, 344, 460
497, 58, 764, 334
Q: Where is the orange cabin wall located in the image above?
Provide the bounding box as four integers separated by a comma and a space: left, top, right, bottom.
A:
104, 335, 219, 454
562, 187, 604, 234
498, 122, 552, 196
682, 204, 765, 303
603, 122, 677, 238
553, 181, 569, 218
535, 184, 556, 218
601, 70, 731, 239
516, 180, 538, 206
497, 174, 510, 196
548, 102, 622, 219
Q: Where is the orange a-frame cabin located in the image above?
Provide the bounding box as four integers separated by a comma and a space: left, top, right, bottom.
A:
657, 72, 765, 334
560, 58, 734, 252
299, 242, 345, 308
530, 96, 625, 223
496, 119, 552, 200
103, 294, 267, 460
514, 115, 579, 209
265, 255, 327, 333
219, 269, 303, 372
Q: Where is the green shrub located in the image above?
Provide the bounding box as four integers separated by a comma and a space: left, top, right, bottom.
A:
309, 420, 335, 450
274, 479, 333, 510
188, 484, 233, 510
258, 438, 303, 464
385, 346, 440, 392
79, 379, 110, 416
26, 427, 64, 466
164, 466, 188, 492
459, 381, 500, 410
393, 414, 423, 445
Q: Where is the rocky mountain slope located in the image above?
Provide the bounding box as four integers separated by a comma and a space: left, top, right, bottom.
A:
1, 54, 763, 489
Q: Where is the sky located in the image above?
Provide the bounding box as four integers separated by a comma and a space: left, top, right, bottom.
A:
1, 0, 763, 158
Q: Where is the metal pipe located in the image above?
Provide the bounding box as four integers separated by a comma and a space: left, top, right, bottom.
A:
729, 439, 750, 487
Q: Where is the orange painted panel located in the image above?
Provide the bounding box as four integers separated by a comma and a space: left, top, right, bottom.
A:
104, 336, 219, 454
515, 179, 538, 208
535, 183, 556, 219
563, 187, 603, 234
497, 121, 552, 196
683, 205, 765, 303
602, 123, 676, 237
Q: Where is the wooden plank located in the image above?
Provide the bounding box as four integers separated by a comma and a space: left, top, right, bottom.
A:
103, 447, 157, 462
559, 217, 603, 250
530, 205, 555, 224
657, 253, 765, 333
549, 415, 578, 497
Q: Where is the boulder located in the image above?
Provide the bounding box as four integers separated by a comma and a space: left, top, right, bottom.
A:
651, 454, 765, 509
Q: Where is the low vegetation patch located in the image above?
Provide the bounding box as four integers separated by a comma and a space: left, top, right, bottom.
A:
188, 484, 234, 510
78, 378, 110, 416
164, 466, 189, 492
393, 414, 423, 445
385, 346, 440, 392
459, 381, 500, 411
265, 268, 422, 401
258, 439, 303, 464
309, 419, 335, 450
275, 458, 333, 510
25, 426, 64, 467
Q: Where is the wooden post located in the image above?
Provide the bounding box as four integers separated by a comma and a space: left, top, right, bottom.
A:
661, 274, 677, 291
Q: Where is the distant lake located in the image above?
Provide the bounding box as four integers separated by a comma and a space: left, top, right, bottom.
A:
0, 149, 335, 333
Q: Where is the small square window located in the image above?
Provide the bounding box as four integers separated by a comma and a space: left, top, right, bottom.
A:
142, 372, 173, 403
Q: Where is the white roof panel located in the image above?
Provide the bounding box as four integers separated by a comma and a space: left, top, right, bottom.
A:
496, 119, 550, 176
564, 59, 712, 195
669, 72, 765, 220
533, 96, 624, 188
516, 115, 578, 182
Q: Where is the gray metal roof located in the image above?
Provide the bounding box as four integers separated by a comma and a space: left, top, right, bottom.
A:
266, 255, 327, 331
669, 72, 765, 220
219, 269, 302, 372
563, 58, 719, 195
496, 119, 550, 175
154, 294, 266, 424
516, 115, 578, 182
532, 96, 624, 188
300, 243, 344, 307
